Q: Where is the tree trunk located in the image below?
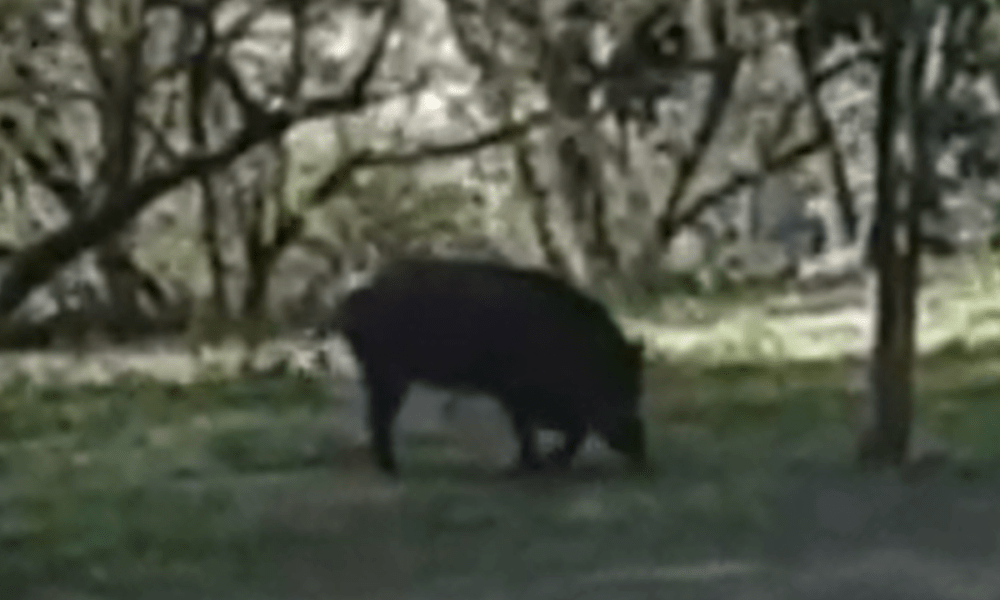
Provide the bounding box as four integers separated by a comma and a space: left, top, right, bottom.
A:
856, 0, 956, 469
857, 0, 912, 468
541, 10, 621, 284
237, 143, 304, 362
90, 8, 153, 342
94, 239, 169, 340
185, 9, 231, 321
513, 142, 574, 278
552, 129, 618, 278
198, 181, 229, 318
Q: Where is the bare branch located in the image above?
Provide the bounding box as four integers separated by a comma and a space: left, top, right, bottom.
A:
305, 151, 377, 206
290, 72, 428, 121
137, 111, 184, 165
205, 0, 411, 128
214, 108, 558, 283
792, 19, 871, 242
144, 0, 280, 86
368, 111, 550, 167
0, 113, 279, 318
0, 77, 424, 318
306, 109, 550, 207
213, 56, 269, 123
670, 133, 829, 233
4, 137, 85, 216
285, 0, 308, 97
0, 0, 499, 320
813, 47, 882, 86
343, 0, 402, 103
655, 51, 742, 242
72, 0, 112, 92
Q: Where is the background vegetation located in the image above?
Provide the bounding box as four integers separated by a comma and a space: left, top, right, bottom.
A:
2, 0, 1000, 598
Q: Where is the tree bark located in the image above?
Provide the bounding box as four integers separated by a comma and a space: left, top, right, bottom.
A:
513, 142, 574, 279
187, 8, 231, 320
857, 0, 949, 469
541, 8, 620, 284
0, 0, 404, 321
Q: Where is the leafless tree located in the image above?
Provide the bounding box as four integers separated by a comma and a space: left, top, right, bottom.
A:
0, 0, 548, 334
859, 0, 984, 468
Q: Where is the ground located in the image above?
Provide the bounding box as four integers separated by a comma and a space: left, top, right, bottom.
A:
5, 255, 1000, 600
3, 335, 1000, 600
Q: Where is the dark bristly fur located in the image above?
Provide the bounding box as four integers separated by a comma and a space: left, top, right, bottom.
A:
322, 258, 647, 475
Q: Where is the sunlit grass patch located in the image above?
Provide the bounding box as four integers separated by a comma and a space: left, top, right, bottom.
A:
642, 349, 1000, 473
616, 254, 1000, 366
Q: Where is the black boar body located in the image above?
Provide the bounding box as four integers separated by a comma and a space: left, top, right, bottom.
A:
325, 258, 647, 475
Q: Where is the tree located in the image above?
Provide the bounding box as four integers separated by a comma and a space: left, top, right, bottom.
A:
0, 0, 546, 333
858, 0, 984, 467
0, 0, 402, 324
442, 0, 821, 288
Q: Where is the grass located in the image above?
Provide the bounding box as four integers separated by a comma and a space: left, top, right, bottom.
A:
4, 252, 1000, 598
606, 252, 1000, 365
3, 346, 1000, 600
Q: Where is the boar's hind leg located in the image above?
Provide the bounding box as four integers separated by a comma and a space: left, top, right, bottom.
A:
510, 410, 544, 472
365, 369, 406, 474
548, 419, 587, 470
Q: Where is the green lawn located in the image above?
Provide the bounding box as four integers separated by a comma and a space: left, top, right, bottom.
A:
2, 348, 1000, 600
